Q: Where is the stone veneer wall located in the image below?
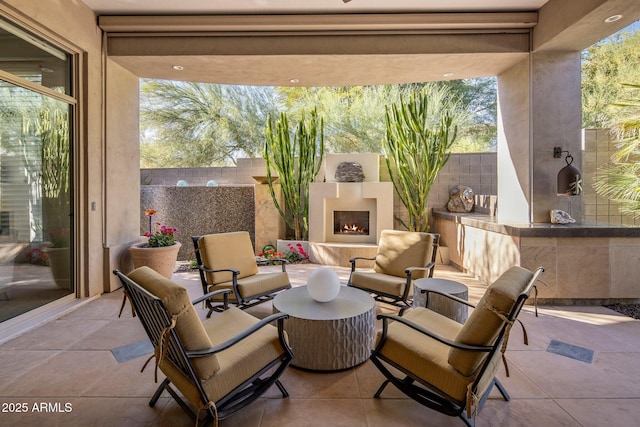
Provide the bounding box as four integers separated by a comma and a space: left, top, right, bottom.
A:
140, 186, 256, 260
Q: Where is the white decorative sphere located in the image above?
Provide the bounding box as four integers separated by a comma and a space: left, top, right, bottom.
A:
307, 267, 341, 302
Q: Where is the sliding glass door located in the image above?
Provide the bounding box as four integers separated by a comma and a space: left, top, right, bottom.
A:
0, 18, 74, 322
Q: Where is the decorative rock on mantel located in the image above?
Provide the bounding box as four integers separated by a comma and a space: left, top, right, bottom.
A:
447, 185, 474, 213
335, 162, 365, 182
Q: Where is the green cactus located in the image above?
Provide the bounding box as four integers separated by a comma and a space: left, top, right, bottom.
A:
383, 84, 463, 232
264, 108, 324, 240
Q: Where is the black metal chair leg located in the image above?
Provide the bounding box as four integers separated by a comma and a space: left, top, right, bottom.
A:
494, 378, 510, 401
149, 378, 170, 407
275, 380, 289, 398
374, 380, 391, 398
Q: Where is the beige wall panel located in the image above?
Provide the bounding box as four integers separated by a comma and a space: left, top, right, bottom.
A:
104, 59, 140, 291
520, 237, 558, 299
556, 238, 610, 299
609, 238, 640, 298
531, 51, 583, 223
497, 58, 531, 223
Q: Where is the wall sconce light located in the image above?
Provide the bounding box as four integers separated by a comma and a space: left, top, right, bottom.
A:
554, 147, 582, 196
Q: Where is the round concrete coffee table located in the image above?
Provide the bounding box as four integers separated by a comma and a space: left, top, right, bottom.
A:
413, 278, 469, 323
273, 285, 375, 371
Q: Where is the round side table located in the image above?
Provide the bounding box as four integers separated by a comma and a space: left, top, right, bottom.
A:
273, 285, 375, 371
413, 278, 469, 323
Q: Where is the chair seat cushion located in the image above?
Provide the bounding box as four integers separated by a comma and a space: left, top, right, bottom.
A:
158, 307, 287, 406
202, 308, 287, 402
207, 271, 290, 303
376, 307, 471, 402
350, 271, 410, 299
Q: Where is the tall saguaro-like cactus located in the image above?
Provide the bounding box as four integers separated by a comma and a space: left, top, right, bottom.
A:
383, 84, 463, 232
264, 108, 324, 240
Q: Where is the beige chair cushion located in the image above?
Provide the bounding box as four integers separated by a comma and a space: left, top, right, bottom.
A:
198, 232, 259, 285
448, 266, 533, 376
377, 307, 471, 402
159, 307, 287, 405
206, 271, 290, 303
350, 271, 411, 298
127, 266, 220, 380
374, 230, 435, 279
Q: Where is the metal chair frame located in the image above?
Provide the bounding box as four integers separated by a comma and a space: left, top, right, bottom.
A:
347, 233, 440, 313
192, 235, 291, 317
113, 269, 294, 425
370, 267, 544, 426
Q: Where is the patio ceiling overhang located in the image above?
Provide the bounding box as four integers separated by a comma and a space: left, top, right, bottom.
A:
88, 0, 640, 86
100, 12, 537, 86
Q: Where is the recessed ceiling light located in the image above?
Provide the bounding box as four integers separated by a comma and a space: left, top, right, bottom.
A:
289, 78, 299, 83
40, 67, 54, 73
443, 72, 454, 78
604, 14, 623, 23
172, 65, 184, 71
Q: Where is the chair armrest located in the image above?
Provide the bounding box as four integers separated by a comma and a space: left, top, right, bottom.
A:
349, 256, 377, 272
186, 313, 291, 358
257, 257, 289, 272
405, 262, 436, 278
376, 313, 492, 352
191, 289, 231, 306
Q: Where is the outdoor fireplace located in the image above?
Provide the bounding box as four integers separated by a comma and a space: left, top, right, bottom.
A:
309, 153, 394, 247
333, 211, 370, 235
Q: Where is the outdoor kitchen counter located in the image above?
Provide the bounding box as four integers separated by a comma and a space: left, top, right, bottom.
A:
432, 209, 640, 304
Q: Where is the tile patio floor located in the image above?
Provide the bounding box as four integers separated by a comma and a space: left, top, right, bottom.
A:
1, 263, 640, 426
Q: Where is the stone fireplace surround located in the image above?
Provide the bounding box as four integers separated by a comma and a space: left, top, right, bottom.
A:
308, 154, 393, 267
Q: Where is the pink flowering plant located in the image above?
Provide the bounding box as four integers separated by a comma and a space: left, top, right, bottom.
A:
144, 210, 178, 247
284, 242, 308, 263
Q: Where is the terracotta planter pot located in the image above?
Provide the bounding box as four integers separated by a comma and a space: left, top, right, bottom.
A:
43, 246, 71, 290
129, 242, 181, 279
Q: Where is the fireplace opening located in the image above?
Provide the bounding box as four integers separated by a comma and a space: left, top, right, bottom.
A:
333, 211, 370, 235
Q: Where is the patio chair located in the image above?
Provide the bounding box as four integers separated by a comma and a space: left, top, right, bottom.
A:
370, 265, 544, 427
113, 266, 293, 425
192, 231, 291, 317
347, 229, 439, 313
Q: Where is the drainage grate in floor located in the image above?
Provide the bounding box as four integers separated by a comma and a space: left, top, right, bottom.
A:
546, 339, 594, 364
111, 339, 153, 363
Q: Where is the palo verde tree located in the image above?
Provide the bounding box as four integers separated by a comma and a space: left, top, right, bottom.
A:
383, 83, 468, 232
263, 108, 325, 240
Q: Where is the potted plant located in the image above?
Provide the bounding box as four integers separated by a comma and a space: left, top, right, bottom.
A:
382, 83, 467, 232
263, 108, 324, 241
129, 209, 181, 279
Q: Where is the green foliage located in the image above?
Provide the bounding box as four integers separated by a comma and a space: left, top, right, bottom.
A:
593, 84, 640, 218
264, 108, 325, 240
582, 28, 640, 128
383, 83, 465, 232
140, 80, 279, 166
139, 78, 497, 168
145, 223, 178, 247
277, 82, 493, 154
